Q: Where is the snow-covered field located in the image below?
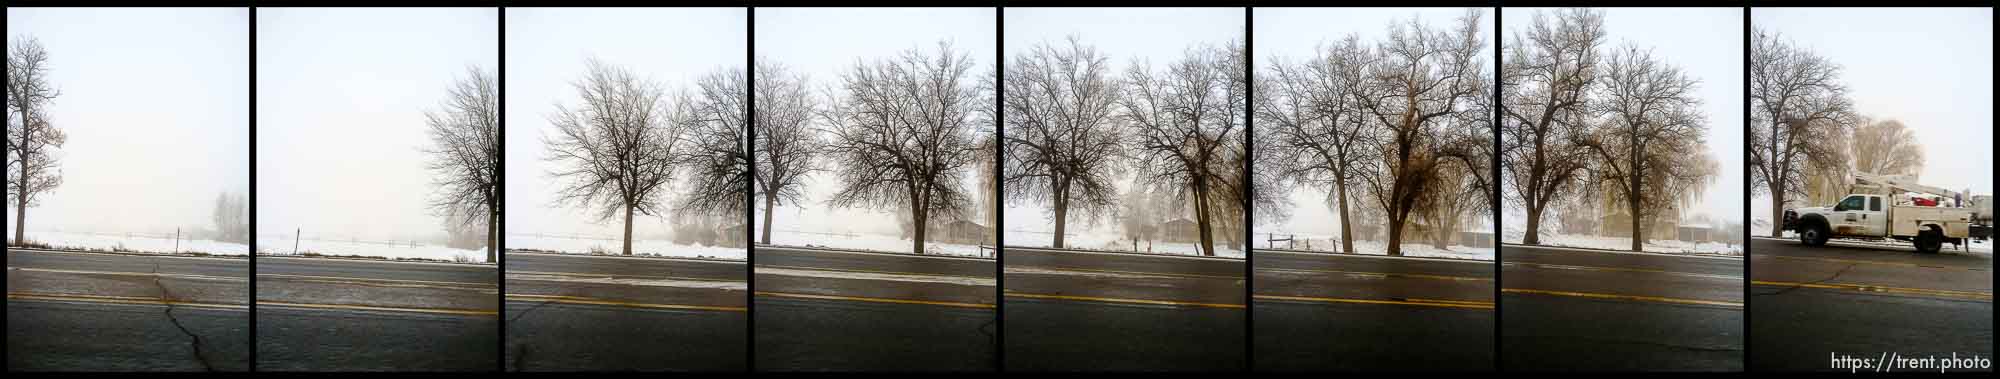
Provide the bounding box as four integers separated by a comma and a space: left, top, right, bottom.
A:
1003, 230, 1246, 258
1250, 233, 1493, 261
766, 229, 993, 258
1501, 226, 1742, 256
16, 230, 248, 256
256, 236, 488, 263
506, 235, 745, 260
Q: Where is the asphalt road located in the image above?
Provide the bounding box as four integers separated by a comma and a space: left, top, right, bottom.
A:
1252, 250, 1493, 371
254, 255, 498, 371
1500, 245, 1744, 371
1748, 237, 1993, 372
753, 245, 996, 372
6, 249, 249, 372
1003, 247, 1245, 371
503, 252, 747, 371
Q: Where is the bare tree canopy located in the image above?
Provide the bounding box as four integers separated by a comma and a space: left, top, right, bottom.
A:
753, 61, 823, 244
1121, 41, 1245, 257
545, 58, 685, 255
1347, 10, 1488, 256
7, 35, 66, 246
675, 66, 751, 225
1575, 45, 1710, 251
211, 192, 248, 243
1749, 27, 1856, 236
1501, 8, 1603, 246
822, 42, 983, 255
423, 66, 500, 261
1003, 35, 1126, 249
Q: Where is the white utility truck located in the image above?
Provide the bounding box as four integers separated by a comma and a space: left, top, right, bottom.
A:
1785, 173, 1977, 254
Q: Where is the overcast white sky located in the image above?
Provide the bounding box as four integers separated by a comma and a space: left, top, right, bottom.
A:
1002, 7, 1242, 241
1503, 7, 1745, 227
1752, 8, 1992, 218
257, 8, 496, 241
1253, 7, 1492, 235
505, 8, 745, 238
5, 8, 248, 235
755, 8, 994, 238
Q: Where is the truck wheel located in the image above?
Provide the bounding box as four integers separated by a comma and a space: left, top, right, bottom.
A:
1799, 224, 1829, 246
1915, 228, 1943, 254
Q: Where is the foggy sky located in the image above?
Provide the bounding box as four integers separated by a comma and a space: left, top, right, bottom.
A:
5, 8, 248, 235
256, 8, 497, 241
504, 8, 746, 238
754, 8, 995, 237
1753, 8, 1993, 201
1001, 7, 1244, 240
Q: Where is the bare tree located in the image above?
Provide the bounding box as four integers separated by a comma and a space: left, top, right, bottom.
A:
1003, 36, 1126, 249
1348, 10, 1487, 256
822, 42, 983, 255
753, 61, 823, 244
674, 66, 751, 226
545, 58, 685, 255
212, 192, 248, 243
7, 36, 65, 246
423, 66, 500, 261
1750, 27, 1856, 236
1575, 45, 1708, 251
1849, 118, 1924, 177
1501, 9, 1603, 245
1121, 42, 1244, 257
1258, 36, 1377, 253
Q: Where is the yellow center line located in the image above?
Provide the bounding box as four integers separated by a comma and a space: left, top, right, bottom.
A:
8, 267, 246, 281
258, 273, 495, 288
507, 270, 743, 283
1751, 280, 1993, 302
1501, 288, 1743, 308
1252, 294, 1493, 309
753, 264, 991, 280
1003, 292, 1246, 309
256, 301, 499, 316
1008, 266, 1245, 280
1257, 267, 1491, 282
1503, 262, 1742, 280
754, 291, 995, 309
505, 294, 747, 312
1762, 255, 1989, 272
8, 292, 248, 310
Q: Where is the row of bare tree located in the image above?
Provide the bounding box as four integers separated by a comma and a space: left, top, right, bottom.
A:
1000, 34, 1248, 257
1501, 9, 1718, 252
1255, 10, 1492, 256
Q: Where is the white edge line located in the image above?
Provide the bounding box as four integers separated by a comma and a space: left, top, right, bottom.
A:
257, 255, 500, 269
8, 247, 249, 261
1003, 246, 1248, 263
1500, 243, 1746, 261
1254, 249, 1494, 264
507, 251, 747, 265
757, 244, 999, 263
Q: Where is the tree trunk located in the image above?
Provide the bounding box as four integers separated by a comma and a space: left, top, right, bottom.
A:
621, 205, 635, 255
912, 198, 928, 255
1053, 179, 1069, 249
1193, 180, 1215, 256
1629, 194, 1643, 252
15, 124, 28, 246
1524, 205, 1544, 245
1386, 210, 1406, 256
486, 210, 498, 262
1776, 188, 1792, 237
761, 192, 777, 244
13, 196, 25, 246
1336, 178, 1354, 254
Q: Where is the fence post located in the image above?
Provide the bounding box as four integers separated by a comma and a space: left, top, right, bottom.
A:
294, 228, 301, 256
175, 228, 181, 253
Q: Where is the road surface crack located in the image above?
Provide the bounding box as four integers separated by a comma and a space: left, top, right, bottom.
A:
1752, 263, 1857, 297
504, 293, 565, 372
152, 260, 216, 372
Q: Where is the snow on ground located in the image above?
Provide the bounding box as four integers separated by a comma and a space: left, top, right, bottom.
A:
506, 235, 745, 260
1750, 234, 1995, 256
257, 236, 488, 263
1250, 232, 1492, 261
1003, 229, 1246, 258
766, 229, 993, 258
1502, 226, 1742, 256
18, 230, 248, 256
